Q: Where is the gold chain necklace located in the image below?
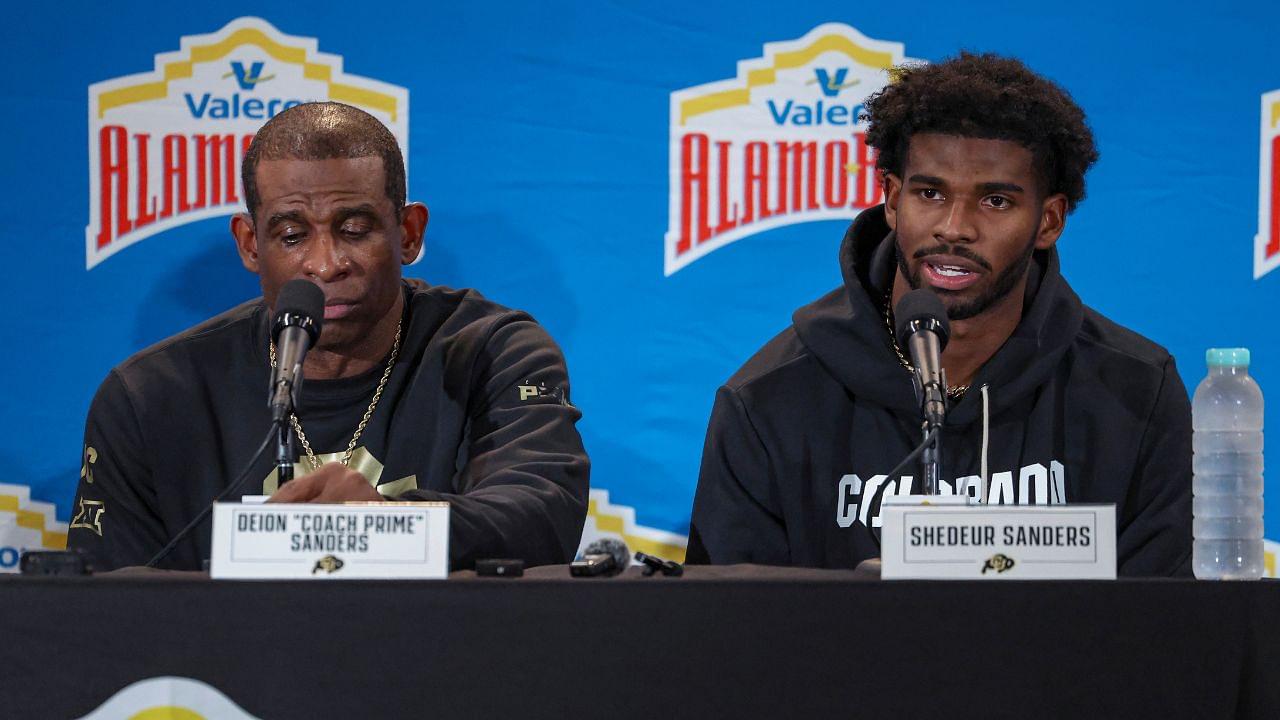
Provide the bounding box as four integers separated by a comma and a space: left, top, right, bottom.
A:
269, 318, 402, 471
883, 295, 969, 401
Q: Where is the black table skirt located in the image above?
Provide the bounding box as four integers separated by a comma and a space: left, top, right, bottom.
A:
2, 566, 1276, 719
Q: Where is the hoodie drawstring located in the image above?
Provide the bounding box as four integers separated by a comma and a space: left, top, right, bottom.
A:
978, 384, 991, 504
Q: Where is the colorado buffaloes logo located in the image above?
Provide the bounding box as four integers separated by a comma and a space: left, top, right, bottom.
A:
982, 553, 1015, 574
312, 555, 344, 574
85, 16, 409, 269
664, 23, 918, 276
1256, 87, 1280, 279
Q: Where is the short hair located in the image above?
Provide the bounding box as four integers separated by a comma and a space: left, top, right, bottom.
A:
241, 101, 406, 219
863, 52, 1099, 212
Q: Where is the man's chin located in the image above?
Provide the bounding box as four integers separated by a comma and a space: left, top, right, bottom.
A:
935, 290, 990, 322
314, 327, 361, 353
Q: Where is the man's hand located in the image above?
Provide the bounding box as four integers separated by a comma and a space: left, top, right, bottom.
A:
853, 558, 882, 580
267, 462, 383, 504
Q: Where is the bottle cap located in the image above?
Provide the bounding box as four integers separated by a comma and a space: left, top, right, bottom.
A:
1206, 347, 1250, 367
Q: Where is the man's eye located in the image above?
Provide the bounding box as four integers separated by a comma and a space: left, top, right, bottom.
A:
985, 196, 1011, 209
919, 189, 943, 200
281, 231, 305, 245
340, 223, 371, 238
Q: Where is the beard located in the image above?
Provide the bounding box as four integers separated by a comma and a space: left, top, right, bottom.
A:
895, 229, 1039, 321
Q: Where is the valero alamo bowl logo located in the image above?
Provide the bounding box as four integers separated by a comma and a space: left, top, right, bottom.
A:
1257, 87, 1280, 279
86, 17, 409, 269
664, 23, 919, 276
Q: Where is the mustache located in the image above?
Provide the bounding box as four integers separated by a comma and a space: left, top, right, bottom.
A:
912, 244, 993, 272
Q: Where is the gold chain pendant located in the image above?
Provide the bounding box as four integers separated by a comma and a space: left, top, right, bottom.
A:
269, 318, 402, 471
883, 296, 969, 401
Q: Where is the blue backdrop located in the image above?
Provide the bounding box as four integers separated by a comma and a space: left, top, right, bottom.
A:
2, 0, 1277, 562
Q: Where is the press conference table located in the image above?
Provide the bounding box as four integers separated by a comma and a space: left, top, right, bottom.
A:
3, 566, 1277, 719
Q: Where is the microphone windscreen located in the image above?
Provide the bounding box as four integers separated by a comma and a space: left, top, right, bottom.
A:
894, 289, 950, 351
581, 537, 630, 576
273, 280, 325, 342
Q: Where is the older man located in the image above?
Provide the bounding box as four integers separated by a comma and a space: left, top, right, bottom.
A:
69, 102, 589, 570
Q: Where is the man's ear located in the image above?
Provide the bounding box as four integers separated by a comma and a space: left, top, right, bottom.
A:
231, 213, 259, 273
1035, 193, 1068, 251
882, 172, 903, 231
399, 202, 428, 264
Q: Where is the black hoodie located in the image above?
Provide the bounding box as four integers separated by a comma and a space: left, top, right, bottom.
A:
687, 206, 1192, 576
69, 280, 588, 571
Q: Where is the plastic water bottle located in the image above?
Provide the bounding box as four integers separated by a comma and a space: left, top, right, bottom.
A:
1192, 348, 1264, 579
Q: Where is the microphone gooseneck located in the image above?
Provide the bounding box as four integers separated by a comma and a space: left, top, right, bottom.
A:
269, 280, 325, 422
269, 280, 325, 485
894, 289, 951, 495
144, 421, 281, 569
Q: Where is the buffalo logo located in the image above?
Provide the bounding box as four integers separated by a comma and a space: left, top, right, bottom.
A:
664, 23, 919, 276
312, 555, 344, 574
70, 498, 106, 537
981, 553, 1015, 575
1257, 87, 1280, 279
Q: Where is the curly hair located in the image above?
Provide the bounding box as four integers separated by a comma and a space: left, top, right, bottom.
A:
241, 102, 405, 220
862, 52, 1098, 211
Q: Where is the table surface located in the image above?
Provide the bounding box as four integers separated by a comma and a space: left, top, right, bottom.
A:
3, 566, 1277, 719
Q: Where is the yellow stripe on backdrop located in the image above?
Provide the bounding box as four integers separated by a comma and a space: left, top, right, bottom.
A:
0, 485, 68, 551
584, 489, 688, 563
96, 26, 399, 120
679, 32, 895, 125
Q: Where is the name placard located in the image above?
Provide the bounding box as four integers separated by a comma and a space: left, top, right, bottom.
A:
210, 502, 450, 579
881, 502, 1116, 579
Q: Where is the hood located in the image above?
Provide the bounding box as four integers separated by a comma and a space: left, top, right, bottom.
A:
792, 205, 1085, 427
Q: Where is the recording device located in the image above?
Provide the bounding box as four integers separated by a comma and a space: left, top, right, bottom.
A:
894, 289, 951, 495
570, 537, 630, 577
634, 551, 683, 577
20, 550, 92, 576
476, 559, 525, 577
269, 279, 325, 423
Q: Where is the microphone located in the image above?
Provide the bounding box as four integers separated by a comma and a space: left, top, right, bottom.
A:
269, 280, 324, 423
570, 537, 630, 577
894, 289, 951, 495
894, 289, 951, 429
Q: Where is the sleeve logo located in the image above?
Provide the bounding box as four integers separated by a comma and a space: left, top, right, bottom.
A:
70, 498, 106, 537
517, 381, 569, 405
80, 445, 98, 485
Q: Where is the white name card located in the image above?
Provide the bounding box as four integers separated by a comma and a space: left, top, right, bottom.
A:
881, 502, 1116, 579
210, 502, 450, 579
